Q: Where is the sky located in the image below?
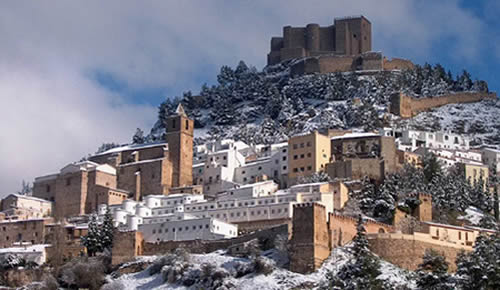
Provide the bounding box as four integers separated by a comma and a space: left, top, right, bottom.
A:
0, 0, 499, 196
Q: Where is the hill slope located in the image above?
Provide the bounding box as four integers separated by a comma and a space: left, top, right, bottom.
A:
146, 60, 495, 146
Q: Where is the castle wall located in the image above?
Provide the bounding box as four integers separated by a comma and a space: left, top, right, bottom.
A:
383, 57, 415, 71
111, 231, 144, 265
390, 92, 497, 118
33, 177, 57, 202
111, 225, 289, 265
368, 233, 472, 271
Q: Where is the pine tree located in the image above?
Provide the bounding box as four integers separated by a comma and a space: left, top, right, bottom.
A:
329, 215, 383, 289
81, 214, 102, 256
416, 249, 454, 290
132, 128, 145, 144
101, 207, 114, 251
456, 234, 500, 289
489, 163, 499, 221
17, 180, 32, 196
422, 152, 443, 184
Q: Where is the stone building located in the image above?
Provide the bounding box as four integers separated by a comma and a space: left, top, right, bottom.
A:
0, 218, 52, 248
326, 132, 397, 181
288, 131, 331, 184
33, 161, 126, 217
268, 15, 372, 65
0, 194, 53, 220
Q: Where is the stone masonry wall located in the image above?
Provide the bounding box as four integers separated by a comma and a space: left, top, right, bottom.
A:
368, 233, 472, 271
390, 92, 497, 118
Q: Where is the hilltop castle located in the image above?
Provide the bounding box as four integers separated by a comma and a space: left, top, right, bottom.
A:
268, 16, 372, 65
267, 15, 414, 74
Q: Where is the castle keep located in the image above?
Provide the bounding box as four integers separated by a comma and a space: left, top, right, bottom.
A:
268, 16, 372, 65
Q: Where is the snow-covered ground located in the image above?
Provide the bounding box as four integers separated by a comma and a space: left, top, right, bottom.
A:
107, 246, 415, 290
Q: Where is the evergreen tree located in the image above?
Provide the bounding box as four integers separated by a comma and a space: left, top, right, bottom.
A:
416, 249, 454, 289
81, 214, 102, 256
329, 215, 384, 289
17, 180, 32, 196
95, 143, 120, 154
132, 128, 145, 144
456, 234, 500, 289
422, 152, 443, 184
489, 163, 499, 221
101, 207, 114, 251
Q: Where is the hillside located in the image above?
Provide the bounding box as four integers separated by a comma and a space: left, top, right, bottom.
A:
104, 246, 415, 290
144, 60, 495, 146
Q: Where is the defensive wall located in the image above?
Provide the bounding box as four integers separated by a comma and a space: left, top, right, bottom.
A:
390, 92, 497, 118
289, 203, 393, 273
290, 53, 414, 76
111, 224, 289, 266
367, 233, 472, 272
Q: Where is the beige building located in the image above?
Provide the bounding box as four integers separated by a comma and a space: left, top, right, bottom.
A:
0, 194, 53, 220
0, 218, 51, 248
458, 162, 489, 188
327, 132, 397, 181
33, 161, 126, 217
288, 131, 331, 184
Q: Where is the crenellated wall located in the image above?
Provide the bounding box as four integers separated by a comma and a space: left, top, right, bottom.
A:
390, 92, 497, 118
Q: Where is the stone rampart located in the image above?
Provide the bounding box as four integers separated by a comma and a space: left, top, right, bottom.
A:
368, 233, 472, 271
111, 225, 289, 265
383, 57, 415, 71
390, 92, 497, 118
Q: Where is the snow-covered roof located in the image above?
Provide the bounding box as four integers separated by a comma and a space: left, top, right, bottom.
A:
330, 132, 380, 140
119, 157, 165, 167
5, 194, 53, 203
34, 173, 58, 183
422, 221, 473, 231
290, 182, 329, 188
93, 142, 167, 157
0, 244, 49, 254
231, 180, 277, 189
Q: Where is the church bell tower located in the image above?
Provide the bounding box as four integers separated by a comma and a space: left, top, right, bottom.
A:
165, 104, 194, 188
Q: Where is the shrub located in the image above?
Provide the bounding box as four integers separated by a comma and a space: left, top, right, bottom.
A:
149, 248, 190, 276
233, 261, 253, 278
181, 268, 201, 287
59, 259, 106, 290
161, 260, 190, 284
38, 275, 59, 290
253, 257, 274, 275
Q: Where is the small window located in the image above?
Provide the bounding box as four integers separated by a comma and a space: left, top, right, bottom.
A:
46, 185, 51, 192
185, 120, 189, 130
66, 178, 71, 186
172, 119, 176, 129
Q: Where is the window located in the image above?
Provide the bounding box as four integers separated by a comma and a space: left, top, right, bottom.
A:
307, 153, 311, 158
300, 167, 304, 172
444, 135, 449, 141
306, 141, 311, 147
282, 156, 286, 161
293, 144, 298, 149
172, 119, 176, 129
243, 177, 247, 182
283, 166, 287, 170
293, 168, 298, 173
293, 155, 298, 160
66, 178, 71, 186
282, 149, 287, 153
46, 185, 50, 192
242, 170, 246, 174
258, 166, 262, 170
300, 154, 304, 159
300, 143, 305, 148
307, 166, 312, 171
185, 119, 189, 130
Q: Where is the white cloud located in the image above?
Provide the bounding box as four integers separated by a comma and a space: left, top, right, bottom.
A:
0, 0, 491, 195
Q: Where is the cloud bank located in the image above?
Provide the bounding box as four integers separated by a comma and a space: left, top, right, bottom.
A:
0, 0, 494, 195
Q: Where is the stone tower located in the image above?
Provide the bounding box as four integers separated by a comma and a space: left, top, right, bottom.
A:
415, 193, 432, 222
289, 203, 330, 274
165, 104, 194, 188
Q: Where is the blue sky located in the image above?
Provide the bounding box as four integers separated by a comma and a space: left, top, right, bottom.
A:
0, 0, 498, 194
